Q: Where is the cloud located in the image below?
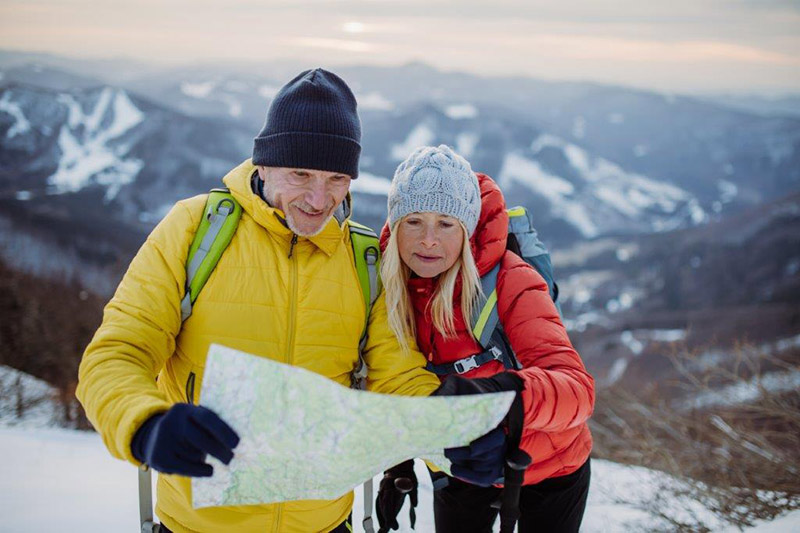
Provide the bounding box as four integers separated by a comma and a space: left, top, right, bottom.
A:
287, 38, 377, 53
524, 34, 799, 65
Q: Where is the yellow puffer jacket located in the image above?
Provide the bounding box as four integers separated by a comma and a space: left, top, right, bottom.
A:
77, 159, 440, 533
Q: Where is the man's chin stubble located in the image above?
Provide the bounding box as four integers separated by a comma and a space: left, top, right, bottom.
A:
285, 212, 334, 237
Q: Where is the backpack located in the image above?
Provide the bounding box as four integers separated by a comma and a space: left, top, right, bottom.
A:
138, 188, 383, 533
425, 205, 560, 376
179, 188, 381, 388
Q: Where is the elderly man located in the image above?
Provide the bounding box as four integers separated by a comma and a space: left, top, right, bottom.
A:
77, 69, 441, 533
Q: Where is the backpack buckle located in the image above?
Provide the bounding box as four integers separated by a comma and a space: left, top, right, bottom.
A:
454, 355, 479, 374
364, 246, 379, 266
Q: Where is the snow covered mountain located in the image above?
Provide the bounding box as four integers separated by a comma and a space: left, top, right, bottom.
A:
117, 61, 800, 209
0, 82, 252, 226
100, 62, 800, 240
357, 103, 707, 241
553, 191, 800, 387
1, 55, 799, 290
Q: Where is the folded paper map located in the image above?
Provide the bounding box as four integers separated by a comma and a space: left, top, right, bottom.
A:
192, 344, 514, 508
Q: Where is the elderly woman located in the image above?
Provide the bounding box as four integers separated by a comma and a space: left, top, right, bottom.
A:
375, 145, 594, 533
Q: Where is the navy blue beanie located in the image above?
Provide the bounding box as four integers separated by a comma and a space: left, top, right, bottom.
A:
252, 68, 361, 178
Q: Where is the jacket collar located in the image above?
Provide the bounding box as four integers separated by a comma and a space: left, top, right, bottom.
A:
222, 159, 350, 257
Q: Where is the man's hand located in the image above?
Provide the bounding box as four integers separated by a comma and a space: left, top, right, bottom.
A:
131, 403, 240, 477
432, 373, 523, 486
376, 459, 418, 532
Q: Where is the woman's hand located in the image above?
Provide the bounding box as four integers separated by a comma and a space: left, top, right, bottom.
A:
432, 373, 524, 486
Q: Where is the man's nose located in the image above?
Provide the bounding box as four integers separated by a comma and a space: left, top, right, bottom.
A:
305, 184, 327, 210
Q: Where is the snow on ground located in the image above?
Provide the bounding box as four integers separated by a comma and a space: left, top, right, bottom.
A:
2, 367, 798, 533
606, 358, 629, 385
2, 367, 796, 532
557, 270, 616, 307
2, 423, 797, 532
683, 369, 800, 410
0, 366, 60, 428
620, 331, 645, 355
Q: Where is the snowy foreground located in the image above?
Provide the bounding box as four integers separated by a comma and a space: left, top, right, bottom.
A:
1, 426, 798, 532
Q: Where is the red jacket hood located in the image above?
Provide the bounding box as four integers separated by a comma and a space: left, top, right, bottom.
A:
380, 173, 509, 276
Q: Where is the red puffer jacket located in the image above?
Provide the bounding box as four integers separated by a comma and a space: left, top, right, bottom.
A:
381, 173, 594, 485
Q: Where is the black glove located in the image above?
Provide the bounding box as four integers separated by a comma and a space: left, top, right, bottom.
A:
376, 459, 418, 532
131, 403, 240, 477
432, 372, 523, 398
432, 373, 524, 486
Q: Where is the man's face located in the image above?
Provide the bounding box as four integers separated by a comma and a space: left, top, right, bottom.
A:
257, 166, 352, 237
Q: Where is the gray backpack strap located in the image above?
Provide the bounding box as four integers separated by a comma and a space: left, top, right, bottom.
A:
348, 222, 381, 390
469, 262, 522, 371
352, 244, 379, 391
471, 262, 501, 347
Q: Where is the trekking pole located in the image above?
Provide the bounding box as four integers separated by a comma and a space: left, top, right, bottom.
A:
138, 465, 161, 533
497, 382, 530, 533
377, 477, 415, 533
395, 477, 417, 530
498, 448, 531, 533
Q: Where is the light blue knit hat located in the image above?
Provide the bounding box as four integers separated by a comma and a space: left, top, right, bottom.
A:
388, 145, 481, 236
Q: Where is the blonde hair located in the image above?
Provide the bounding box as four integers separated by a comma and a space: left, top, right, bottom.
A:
382, 221, 483, 353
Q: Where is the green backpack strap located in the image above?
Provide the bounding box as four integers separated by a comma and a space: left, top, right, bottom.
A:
347, 220, 381, 391
347, 220, 381, 533
180, 188, 243, 322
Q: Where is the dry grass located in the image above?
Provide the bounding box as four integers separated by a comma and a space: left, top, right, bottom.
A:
590, 343, 800, 529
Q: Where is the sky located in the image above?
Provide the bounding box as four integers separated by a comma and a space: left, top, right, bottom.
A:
1, 0, 799, 94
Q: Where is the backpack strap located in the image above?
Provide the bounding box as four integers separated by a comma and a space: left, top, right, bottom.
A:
346, 220, 382, 391
476, 261, 521, 368
180, 189, 243, 322
346, 220, 381, 533
472, 262, 502, 348
459, 205, 562, 373
507, 206, 560, 311
426, 346, 504, 375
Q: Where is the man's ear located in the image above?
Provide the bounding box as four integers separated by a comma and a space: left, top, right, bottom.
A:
256, 166, 268, 182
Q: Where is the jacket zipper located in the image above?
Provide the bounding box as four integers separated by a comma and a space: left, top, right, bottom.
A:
274, 235, 298, 532
185, 372, 196, 404
287, 234, 298, 367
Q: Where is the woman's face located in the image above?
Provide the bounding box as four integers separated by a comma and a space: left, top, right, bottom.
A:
396, 212, 464, 278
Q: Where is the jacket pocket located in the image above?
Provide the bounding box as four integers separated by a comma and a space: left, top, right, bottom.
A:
185, 371, 196, 404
